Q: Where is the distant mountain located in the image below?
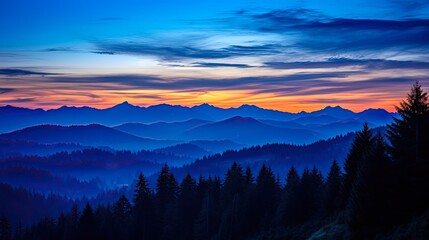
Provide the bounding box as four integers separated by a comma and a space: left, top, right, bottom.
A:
168, 133, 356, 181
0, 102, 395, 134
356, 108, 395, 125
192, 103, 295, 121
0, 165, 100, 197
153, 143, 211, 159
309, 119, 370, 138
302, 106, 355, 119
259, 119, 306, 129
181, 116, 321, 145
0, 124, 175, 150
189, 140, 245, 153
290, 115, 340, 125
114, 119, 209, 139
0, 139, 86, 157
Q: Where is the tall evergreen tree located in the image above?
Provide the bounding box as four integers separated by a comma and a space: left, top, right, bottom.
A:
253, 165, 280, 231
156, 165, 179, 240
299, 167, 323, 222
388, 81, 429, 164
348, 133, 391, 239
387, 81, 429, 222
68, 203, 80, 240
276, 166, 301, 226
194, 177, 221, 240
133, 173, 157, 240
342, 122, 374, 206
156, 165, 179, 209
113, 195, 132, 240
176, 173, 198, 240
324, 160, 343, 216
79, 203, 95, 240
0, 217, 12, 240
244, 166, 254, 187
218, 163, 246, 240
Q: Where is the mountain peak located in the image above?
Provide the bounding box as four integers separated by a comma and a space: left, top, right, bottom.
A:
223, 116, 259, 123
119, 101, 131, 106
112, 101, 136, 109
194, 103, 216, 108
323, 105, 344, 110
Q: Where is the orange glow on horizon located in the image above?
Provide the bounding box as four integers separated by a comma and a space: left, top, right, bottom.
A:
0, 88, 402, 113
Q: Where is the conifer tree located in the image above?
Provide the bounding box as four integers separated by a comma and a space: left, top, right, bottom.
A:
342, 122, 374, 206
79, 203, 95, 240
0, 217, 12, 240
133, 173, 157, 240
177, 173, 198, 240
388, 81, 429, 164
387, 81, 429, 221
276, 166, 301, 226
113, 195, 132, 240
324, 160, 343, 216
156, 165, 178, 209
254, 165, 280, 230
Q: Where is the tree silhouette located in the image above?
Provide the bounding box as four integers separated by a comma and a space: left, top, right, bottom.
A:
113, 195, 132, 240
276, 166, 301, 226
176, 173, 198, 240
387, 81, 429, 223
342, 122, 374, 207
132, 173, 157, 240
79, 203, 95, 240
0, 217, 12, 240
324, 160, 343, 216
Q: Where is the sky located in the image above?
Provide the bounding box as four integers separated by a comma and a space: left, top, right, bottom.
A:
0, 0, 428, 112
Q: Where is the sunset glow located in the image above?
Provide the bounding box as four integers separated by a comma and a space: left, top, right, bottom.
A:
1, 0, 428, 112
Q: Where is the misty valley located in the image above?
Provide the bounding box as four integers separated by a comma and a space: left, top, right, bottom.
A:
0, 83, 428, 239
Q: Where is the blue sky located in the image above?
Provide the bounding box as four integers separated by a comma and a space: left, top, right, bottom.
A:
0, 0, 428, 111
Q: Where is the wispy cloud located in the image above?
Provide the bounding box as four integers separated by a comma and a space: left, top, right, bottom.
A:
0, 68, 58, 76
263, 58, 429, 70
0, 97, 36, 103
191, 62, 253, 68
94, 41, 282, 60
0, 88, 15, 94
242, 9, 429, 51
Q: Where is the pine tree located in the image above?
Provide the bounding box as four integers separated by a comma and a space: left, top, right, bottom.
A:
324, 160, 343, 216
276, 166, 301, 226
68, 203, 80, 240
156, 165, 178, 209
0, 217, 12, 240
244, 166, 254, 186
113, 195, 132, 240
79, 203, 95, 240
194, 177, 221, 240
299, 167, 323, 222
348, 133, 391, 239
387, 81, 429, 222
253, 165, 280, 230
223, 162, 245, 198
13, 220, 24, 240
132, 173, 157, 240
176, 173, 198, 240
342, 123, 374, 206
218, 163, 245, 240
388, 81, 429, 164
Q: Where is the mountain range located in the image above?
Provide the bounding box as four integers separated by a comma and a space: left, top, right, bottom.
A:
0, 102, 395, 133
0, 102, 396, 152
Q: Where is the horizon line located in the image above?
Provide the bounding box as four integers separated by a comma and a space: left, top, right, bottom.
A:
0, 101, 393, 114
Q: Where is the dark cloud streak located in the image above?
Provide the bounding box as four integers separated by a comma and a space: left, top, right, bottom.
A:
264, 58, 429, 70
0, 68, 58, 76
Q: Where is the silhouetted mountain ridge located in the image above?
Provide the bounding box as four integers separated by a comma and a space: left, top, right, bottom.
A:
0, 102, 395, 133
0, 124, 175, 150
